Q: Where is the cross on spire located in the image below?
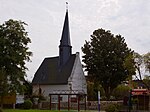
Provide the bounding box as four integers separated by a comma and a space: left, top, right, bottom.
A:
66, 2, 68, 12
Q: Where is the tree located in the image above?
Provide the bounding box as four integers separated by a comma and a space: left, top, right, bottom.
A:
143, 52, 150, 73
82, 28, 135, 100
86, 80, 105, 101
0, 68, 9, 108
86, 81, 98, 101
143, 75, 150, 87
0, 19, 32, 107
133, 52, 143, 80
123, 54, 136, 80
133, 52, 150, 80
112, 84, 130, 100
24, 80, 32, 97
133, 52, 150, 90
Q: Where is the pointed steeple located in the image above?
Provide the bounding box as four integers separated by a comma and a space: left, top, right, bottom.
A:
59, 6, 72, 66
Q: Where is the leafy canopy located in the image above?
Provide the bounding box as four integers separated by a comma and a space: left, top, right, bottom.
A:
133, 52, 150, 80
143, 52, 150, 73
82, 28, 135, 99
0, 19, 32, 95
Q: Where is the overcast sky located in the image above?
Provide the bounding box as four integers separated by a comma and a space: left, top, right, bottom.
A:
0, 0, 150, 81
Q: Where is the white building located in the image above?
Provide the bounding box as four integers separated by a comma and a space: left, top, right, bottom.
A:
32, 9, 87, 101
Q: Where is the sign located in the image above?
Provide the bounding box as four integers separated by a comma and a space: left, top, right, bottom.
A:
0, 95, 16, 104
98, 91, 100, 112
16, 94, 24, 104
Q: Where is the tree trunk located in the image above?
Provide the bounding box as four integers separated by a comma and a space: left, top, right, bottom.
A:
104, 87, 111, 100
137, 67, 142, 80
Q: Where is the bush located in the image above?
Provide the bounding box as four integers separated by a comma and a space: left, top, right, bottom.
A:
105, 104, 119, 112
132, 98, 138, 104
112, 84, 130, 100
0, 108, 3, 112
23, 99, 33, 109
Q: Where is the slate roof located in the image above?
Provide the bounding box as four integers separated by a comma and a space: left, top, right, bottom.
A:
60, 10, 71, 46
32, 54, 76, 85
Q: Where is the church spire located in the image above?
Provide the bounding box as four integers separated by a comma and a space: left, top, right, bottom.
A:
59, 4, 72, 66
66, 2, 68, 12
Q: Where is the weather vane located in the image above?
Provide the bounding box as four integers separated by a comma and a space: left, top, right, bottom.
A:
66, 2, 68, 11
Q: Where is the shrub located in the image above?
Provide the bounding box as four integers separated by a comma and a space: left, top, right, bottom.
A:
112, 84, 130, 100
105, 104, 119, 112
23, 99, 33, 109
132, 98, 138, 104
101, 96, 107, 100
38, 95, 46, 103
0, 108, 3, 112
31, 94, 46, 104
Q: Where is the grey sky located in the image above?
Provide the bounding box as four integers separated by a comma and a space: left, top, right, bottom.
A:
0, 0, 150, 81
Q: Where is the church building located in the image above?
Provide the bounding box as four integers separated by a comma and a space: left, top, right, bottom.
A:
32, 8, 87, 100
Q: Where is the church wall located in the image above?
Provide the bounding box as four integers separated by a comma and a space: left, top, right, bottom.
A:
32, 84, 69, 100
69, 53, 87, 94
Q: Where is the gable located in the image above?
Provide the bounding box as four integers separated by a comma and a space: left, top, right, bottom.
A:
68, 53, 87, 94
32, 54, 76, 85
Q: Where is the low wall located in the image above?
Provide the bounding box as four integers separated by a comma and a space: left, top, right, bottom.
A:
39, 100, 123, 110
87, 101, 123, 110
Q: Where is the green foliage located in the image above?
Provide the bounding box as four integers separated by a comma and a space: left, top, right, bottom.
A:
143, 52, 150, 73
123, 54, 136, 80
0, 108, 3, 112
87, 81, 95, 101
105, 104, 119, 112
24, 80, 32, 97
133, 52, 150, 80
133, 52, 150, 89
82, 28, 134, 99
23, 99, 33, 109
31, 93, 46, 104
133, 52, 143, 80
143, 75, 150, 89
143, 75, 150, 82
38, 95, 46, 103
0, 19, 32, 96
112, 84, 130, 100
131, 98, 138, 104
0, 69, 9, 96
87, 81, 104, 101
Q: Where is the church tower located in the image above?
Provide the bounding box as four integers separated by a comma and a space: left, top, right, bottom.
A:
59, 8, 72, 66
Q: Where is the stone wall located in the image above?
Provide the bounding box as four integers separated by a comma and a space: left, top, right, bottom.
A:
39, 100, 123, 110
87, 101, 123, 110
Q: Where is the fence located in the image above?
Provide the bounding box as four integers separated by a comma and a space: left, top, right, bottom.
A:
37, 100, 150, 111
